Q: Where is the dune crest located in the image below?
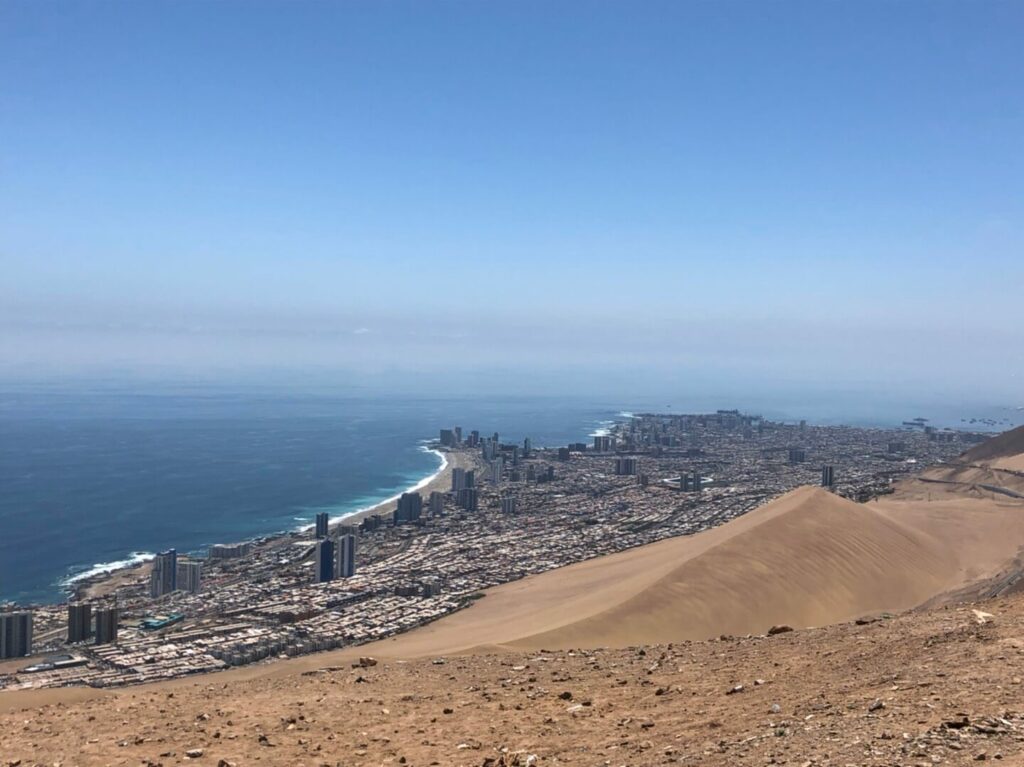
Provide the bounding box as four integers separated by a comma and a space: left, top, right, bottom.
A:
368, 485, 1024, 657
960, 424, 1024, 466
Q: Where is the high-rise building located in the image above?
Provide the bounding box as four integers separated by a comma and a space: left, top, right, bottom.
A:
314, 538, 335, 583
315, 512, 329, 539
523, 437, 532, 458
454, 426, 463, 444
680, 471, 702, 492
0, 611, 33, 659
482, 439, 497, 460
615, 457, 639, 476
451, 467, 467, 492
593, 435, 611, 452
176, 561, 202, 594
788, 448, 807, 464
557, 446, 571, 461
394, 492, 423, 525
67, 603, 92, 643
439, 429, 457, 447
500, 496, 517, 514
821, 465, 835, 488
209, 542, 252, 559
150, 549, 177, 598
428, 490, 445, 516
335, 534, 357, 578
457, 487, 479, 511
95, 607, 119, 645
490, 457, 503, 484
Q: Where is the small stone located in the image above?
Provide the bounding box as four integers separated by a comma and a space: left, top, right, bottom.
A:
558, 691, 573, 700
868, 699, 886, 712
726, 684, 744, 695
184, 750, 204, 759
767, 625, 794, 635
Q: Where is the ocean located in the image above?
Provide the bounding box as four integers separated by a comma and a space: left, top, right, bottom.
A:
0, 387, 620, 604
1, 384, 1018, 605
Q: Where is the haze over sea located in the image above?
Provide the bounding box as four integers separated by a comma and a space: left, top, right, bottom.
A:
1, 382, 1019, 605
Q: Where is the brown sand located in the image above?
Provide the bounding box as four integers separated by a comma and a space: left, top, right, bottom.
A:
6, 597, 1024, 766
993, 453, 1024, 472
8, 482, 1024, 716
961, 424, 1024, 465
351, 486, 1024, 656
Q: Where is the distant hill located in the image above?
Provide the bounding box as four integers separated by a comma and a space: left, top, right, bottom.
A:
960, 424, 1024, 469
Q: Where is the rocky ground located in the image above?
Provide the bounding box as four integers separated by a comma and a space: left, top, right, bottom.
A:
5, 594, 1024, 766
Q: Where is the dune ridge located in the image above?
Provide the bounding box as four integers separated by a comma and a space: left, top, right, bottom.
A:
366, 485, 1024, 657
960, 424, 1024, 465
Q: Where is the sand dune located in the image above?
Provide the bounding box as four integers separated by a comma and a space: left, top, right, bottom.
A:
992, 454, 1024, 472
961, 424, 1024, 465
913, 424, 1024, 496
367, 486, 1024, 657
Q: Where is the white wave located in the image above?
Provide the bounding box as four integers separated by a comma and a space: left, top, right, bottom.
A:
294, 444, 448, 532
62, 551, 154, 587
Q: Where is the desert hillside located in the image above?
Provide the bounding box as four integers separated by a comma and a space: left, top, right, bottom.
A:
4, 595, 1024, 766
960, 423, 1024, 467
346, 485, 1024, 656
7, 428, 1024, 766
914, 424, 1024, 496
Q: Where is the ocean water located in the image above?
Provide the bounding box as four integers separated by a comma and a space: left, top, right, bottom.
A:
0, 388, 619, 604
2, 384, 1018, 605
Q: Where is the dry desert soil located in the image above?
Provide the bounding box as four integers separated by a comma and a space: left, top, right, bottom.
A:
5, 425, 1024, 766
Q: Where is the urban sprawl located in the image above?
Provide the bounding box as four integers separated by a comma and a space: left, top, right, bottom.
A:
0, 412, 981, 690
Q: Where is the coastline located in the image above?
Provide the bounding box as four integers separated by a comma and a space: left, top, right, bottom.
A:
73, 444, 473, 603
331, 447, 475, 528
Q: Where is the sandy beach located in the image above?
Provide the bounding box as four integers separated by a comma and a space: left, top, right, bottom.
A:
330, 448, 479, 528
74, 447, 479, 602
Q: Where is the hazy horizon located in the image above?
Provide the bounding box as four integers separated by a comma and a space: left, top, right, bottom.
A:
2, 1, 1022, 402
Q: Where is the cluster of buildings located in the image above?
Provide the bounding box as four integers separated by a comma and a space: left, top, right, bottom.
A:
0, 412, 980, 685
313, 534, 357, 582
149, 549, 202, 598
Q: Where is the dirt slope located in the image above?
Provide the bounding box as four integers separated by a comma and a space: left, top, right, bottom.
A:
6, 597, 1024, 766
961, 424, 1024, 465
356, 486, 1024, 656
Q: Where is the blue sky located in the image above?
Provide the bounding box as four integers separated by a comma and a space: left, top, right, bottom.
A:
1, 1, 1022, 401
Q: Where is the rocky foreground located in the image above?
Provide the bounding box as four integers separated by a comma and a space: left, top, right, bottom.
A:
5, 593, 1024, 766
